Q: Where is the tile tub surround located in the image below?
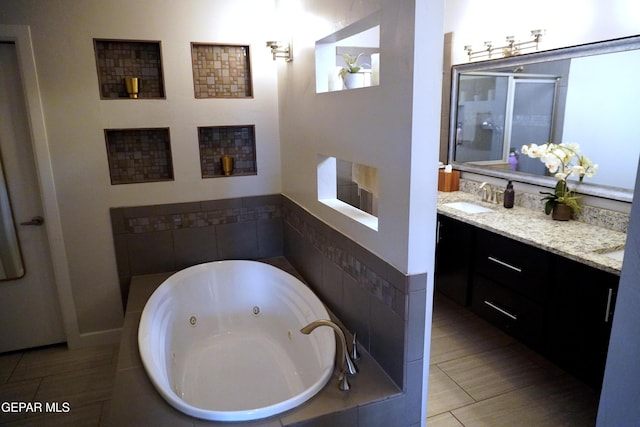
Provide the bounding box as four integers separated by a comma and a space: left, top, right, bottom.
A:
437, 190, 627, 275
110, 194, 284, 304
282, 197, 428, 426
109, 195, 428, 426
106, 259, 402, 427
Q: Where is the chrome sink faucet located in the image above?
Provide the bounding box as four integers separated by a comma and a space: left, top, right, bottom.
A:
300, 319, 358, 391
479, 182, 503, 204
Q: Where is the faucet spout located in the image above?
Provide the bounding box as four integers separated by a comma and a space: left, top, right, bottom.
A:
479, 182, 499, 203
300, 320, 358, 376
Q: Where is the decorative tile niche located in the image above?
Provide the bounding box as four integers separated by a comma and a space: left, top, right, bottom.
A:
105, 128, 173, 185
191, 43, 253, 98
93, 39, 165, 99
198, 125, 257, 178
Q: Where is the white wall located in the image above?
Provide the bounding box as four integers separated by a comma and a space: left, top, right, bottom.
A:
276, 0, 442, 275
445, 0, 640, 65
0, 0, 282, 341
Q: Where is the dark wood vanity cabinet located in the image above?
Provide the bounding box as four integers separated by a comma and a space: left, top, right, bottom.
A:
471, 229, 550, 351
546, 256, 618, 388
435, 214, 473, 306
435, 215, 620, 388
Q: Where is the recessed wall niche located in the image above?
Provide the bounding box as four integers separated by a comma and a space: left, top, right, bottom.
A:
315, 12, 380, 93
317, 155, 379, 231
191, 43, 253, 98
93, 39, 165, 99
105, 128, 173, 185
198, 125, 257, 178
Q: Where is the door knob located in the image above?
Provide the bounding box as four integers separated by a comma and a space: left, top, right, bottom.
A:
20, 216, 44, 226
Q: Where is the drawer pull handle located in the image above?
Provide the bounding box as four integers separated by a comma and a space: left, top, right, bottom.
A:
487, 256, 522, 273
605, 288, 613, 323
484, 300, 518, 320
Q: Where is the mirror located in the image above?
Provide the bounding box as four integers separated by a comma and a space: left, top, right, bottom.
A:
0, 154, 24, 280
448, 35, 640, 202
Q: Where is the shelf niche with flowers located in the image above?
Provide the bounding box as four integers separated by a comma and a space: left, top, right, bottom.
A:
521, 142, 597, 221
315, 12, 380, 93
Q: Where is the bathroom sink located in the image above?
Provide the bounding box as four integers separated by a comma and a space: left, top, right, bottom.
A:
443, 201, 494, 214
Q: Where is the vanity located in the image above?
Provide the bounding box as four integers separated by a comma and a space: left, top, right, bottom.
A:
436, 34, 638, 390
435, 190, 625, 389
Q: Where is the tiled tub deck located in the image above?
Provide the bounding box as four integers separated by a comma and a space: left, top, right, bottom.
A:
105, 258, 402, 427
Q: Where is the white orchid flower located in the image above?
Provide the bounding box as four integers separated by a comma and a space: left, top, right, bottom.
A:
571, 165, 585, 177
555, 172, 568, 180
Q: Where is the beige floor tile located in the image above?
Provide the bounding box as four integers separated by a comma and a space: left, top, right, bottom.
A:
0, 352, 22, 384
430, 299, 514, 365
3, 402, 104, 427
451, 385, 549, 427
452, 376, 597, 427
515, 374, 599, 424
429, 292, 598, 426
10, 344, 115, 382
437, 344, 551, 401
0, 379, 41, 423
34, 363, 116, 408
427, 365, 474, 417
426, 412, 464, 427
429, 329, 512, 366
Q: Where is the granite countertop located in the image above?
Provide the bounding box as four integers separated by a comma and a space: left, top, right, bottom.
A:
437, 191, 627, 275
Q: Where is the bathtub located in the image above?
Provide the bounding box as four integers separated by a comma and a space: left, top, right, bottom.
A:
138, 260, 336, 422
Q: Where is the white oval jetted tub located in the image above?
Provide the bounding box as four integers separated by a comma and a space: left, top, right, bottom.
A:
138, 260, 336, 422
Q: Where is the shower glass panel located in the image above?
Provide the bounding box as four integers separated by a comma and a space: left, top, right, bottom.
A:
454, 72, 557, 170
454, 74, 509, 164
511, 79, 556, 175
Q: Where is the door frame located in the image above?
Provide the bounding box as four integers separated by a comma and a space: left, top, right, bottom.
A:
0, 24, 80, 347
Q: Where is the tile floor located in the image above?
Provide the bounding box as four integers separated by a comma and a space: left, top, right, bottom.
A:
0, 343, 118, 426
0, 291, 599, 427
427, 292, 599, 426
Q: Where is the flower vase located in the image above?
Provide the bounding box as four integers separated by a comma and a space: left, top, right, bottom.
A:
343, 72, 364, 89
552, 203, 572, 221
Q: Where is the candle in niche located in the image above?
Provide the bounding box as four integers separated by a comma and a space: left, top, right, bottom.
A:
371, 53, 380, 85
221, 156, 234, 176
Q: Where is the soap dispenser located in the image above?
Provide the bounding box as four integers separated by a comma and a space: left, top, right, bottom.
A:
503, 181, 515, 209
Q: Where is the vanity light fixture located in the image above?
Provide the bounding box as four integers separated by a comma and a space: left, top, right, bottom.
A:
465, 29, 545, 61
266, 40, 293, 62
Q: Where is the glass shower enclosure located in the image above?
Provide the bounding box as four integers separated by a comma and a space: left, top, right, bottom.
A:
453, 72, 558, 175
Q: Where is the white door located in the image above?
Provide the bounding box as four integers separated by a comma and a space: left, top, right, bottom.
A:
0, 42, 65, 352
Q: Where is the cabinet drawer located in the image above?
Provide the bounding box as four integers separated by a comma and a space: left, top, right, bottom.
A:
471, 275, 545, 350
475, 229, 549, 302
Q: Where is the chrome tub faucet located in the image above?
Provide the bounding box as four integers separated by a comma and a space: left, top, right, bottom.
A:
300, 319, 358, 391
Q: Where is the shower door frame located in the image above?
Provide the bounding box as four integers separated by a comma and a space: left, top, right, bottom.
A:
452, 71, 559, 167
